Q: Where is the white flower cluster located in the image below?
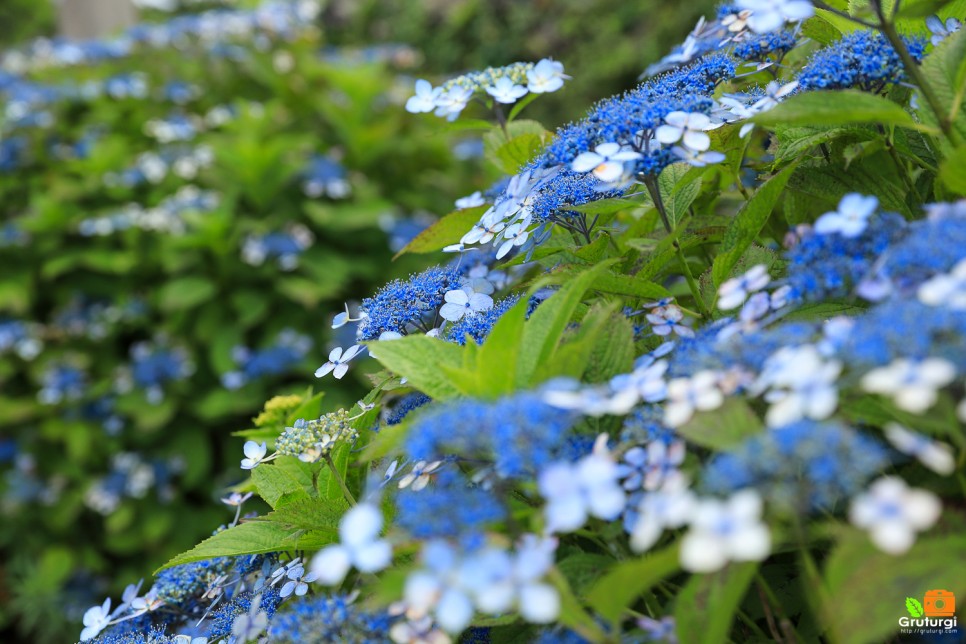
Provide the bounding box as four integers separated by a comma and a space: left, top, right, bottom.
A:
405, 59, 569, 121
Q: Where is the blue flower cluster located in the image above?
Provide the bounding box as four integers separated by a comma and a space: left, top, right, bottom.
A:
385, 392, 432, 425
447, 294, 521, 345
358, 266, 462, 340
703, 420, 890, 512
540, 54, 736, 170
267, 593, 393, 643
733, 30, 798, 62
784, 212, 906, 301
797, 30, 927, 92
222, 329, 313, 389
405, 392, 577, 478
395, 469, 506, 547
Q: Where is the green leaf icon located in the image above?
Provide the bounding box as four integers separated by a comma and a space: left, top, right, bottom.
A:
906, 597, 924, 618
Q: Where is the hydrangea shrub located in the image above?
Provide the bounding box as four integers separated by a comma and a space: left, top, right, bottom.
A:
57, 0, 966, 642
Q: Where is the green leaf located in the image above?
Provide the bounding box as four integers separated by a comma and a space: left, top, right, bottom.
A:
253, 496, 346, 536
367, 335, 465, 400
712, 164, 795, 288
492, 133, 544, 174
771, 124, 876, 165
905, 597, 924, 618
393, 206, 487, 258
483, 120, 549, 173
676, 399, 764, 450
517, 261, 614, 386
157, 277, 217, 311
939, 144, 966, 195
590, 273, 672, 300
587, 545, 680, 627
752, 91, 923, 130
825, 529, 966, 643
674, 562, 759, 644
250, 457, 316, 509
157, 521, 296, 571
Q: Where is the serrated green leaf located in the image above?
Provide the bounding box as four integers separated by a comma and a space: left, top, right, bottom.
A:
157, 521, 296, 571
517, 261, 615, 386
251, 457, 316, 509
393, 206, 487, 258
712, 164, 795, 288
366, 335, 465, 399
753, 91, 926, 131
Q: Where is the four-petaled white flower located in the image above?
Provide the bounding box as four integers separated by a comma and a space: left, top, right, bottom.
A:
439, 288, 494, 322
486, 77, 528, 104
240, 441, 269, 470
462, 218, 506, 245
861, 357, 956, 413
680, 490, 771, 572
80, 598, 112, 641
434, 86, 474, 121
526, 59, 569, 94
918, 258, 966, 309
646, 304, 694, 338
405, 79, 441, 114
398, 460, 444, 491
310, 503, 392, 585
814, 193, 878, 238
571, 143, 642, 182
495, 221, 531, 260
315, 345, 365, 380
538, 436, 626, 533
656, 111, 715, 152
849, 476, 941, 554
736, 0, 814, 34
279, 562, 319, 598
717, 264, 770, 310
664, 371, 724, 427
884, 423, 956, 475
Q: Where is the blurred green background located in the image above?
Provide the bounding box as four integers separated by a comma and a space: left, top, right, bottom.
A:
0, 1, 712, 641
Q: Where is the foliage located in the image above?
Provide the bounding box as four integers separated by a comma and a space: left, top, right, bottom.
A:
0, 2, 476, 640
10, 0, 966, 643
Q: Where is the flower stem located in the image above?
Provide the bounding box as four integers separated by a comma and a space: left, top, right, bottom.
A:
324, 453, 356, 506
872, 0, 959, 145
643, 176, 711, 318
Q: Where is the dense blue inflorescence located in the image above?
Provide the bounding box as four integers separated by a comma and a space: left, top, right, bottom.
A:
797, 30, 926, 91
358, 266, 462, 340
405, 392, 578, 478
267, 593, 393, 643
447, 294, 521, 345
702, 420, 891, 511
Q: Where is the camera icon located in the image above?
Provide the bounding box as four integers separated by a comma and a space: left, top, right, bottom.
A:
924, 589, 956, 617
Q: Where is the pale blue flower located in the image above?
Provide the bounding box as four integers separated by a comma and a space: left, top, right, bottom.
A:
526, 58, 569, 93
240, 441, 269, 470
486, 77, 528, 104
315, 344, 364, 379
814, 193, 878, 238
406, 79, 441, 113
